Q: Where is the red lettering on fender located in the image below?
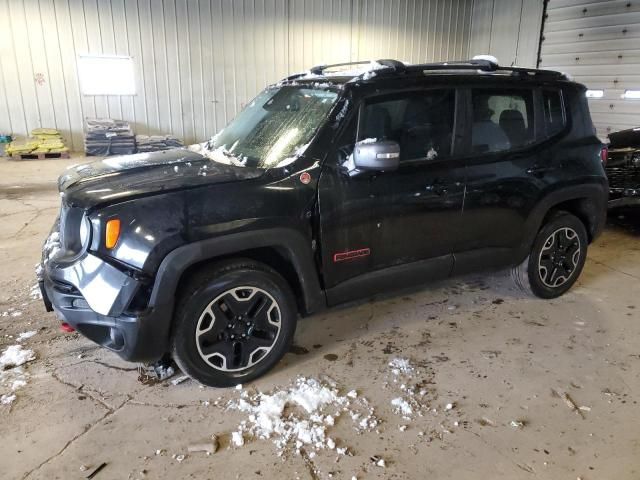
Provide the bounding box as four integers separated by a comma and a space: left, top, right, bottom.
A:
333, 248, 371, 263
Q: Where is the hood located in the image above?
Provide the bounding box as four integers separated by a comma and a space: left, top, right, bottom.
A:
608, 127, 640, 149
59, 149, 264, 208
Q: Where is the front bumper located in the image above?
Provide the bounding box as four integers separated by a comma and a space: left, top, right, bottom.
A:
41, 251, 171, 362
608, 189, 640, 209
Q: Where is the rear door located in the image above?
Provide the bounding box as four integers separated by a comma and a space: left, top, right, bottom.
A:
455, 85, 545, 269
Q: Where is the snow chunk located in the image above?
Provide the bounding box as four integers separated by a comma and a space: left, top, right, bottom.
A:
274, 142, 311, 168
0, 346, 34, 407
43, 231, 61, 264
0, 345, 36, 369
391, 397, 413, 416
472, 54, 499, 65
389, 357, 415, 376
231, 431, 245, 447
200, 144, 246, 167
16, 331, 37, 342
29, 283, 42, 301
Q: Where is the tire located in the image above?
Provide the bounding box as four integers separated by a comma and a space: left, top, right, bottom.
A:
171, 259, 297, 387
511, 212, 588, 299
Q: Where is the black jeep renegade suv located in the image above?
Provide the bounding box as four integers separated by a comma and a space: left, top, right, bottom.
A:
40, 59, 608, 387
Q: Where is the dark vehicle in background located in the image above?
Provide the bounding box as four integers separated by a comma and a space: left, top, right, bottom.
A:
39, 58, 608, 387
606, 127, 640, 208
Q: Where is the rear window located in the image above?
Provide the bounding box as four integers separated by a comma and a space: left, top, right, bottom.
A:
471, 89, 535, 153
542, 89, 566, 137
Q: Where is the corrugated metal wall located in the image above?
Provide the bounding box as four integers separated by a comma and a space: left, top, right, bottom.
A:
0, 0, 473, 150
539, 0, 640, 139
469, 0, 544, 68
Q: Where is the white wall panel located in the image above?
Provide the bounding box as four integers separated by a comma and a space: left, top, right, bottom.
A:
539, 0, 640, 139
0, 0, 473, 149
469, 0, 544, 68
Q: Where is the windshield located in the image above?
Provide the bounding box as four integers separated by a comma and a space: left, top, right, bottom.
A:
204, 85, 339, 168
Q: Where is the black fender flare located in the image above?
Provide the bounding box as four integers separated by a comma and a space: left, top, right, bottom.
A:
148, 227, 326, 317
516, 182, 608, 262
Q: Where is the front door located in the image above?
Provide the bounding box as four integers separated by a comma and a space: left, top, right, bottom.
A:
318, 87, 465, 298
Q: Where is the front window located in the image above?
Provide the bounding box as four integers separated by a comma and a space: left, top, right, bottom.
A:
359, 89, 455, 162
205, 86, 339, 168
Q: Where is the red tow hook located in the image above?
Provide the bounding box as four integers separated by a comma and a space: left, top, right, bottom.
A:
60, 322, 75, 333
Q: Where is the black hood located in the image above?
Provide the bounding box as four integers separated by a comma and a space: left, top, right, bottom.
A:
59, 149, 264, 208
608, 127, 640, 149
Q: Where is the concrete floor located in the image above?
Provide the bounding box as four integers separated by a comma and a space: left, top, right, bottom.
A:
1, 155, 639, 480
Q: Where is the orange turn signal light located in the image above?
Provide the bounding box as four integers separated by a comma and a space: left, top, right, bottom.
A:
105, 219, 121, 249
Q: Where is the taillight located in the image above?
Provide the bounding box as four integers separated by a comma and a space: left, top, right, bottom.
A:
600, 146, 608, 166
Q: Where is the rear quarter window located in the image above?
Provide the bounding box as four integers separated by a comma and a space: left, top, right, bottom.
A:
542, 89, 566, 137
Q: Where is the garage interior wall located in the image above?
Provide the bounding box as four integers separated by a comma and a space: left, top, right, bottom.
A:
539, 0, 640, 140
469, 0, 544, 68
0, 0, 473, 150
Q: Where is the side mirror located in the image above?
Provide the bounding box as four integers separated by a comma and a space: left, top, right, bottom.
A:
353, 140, 400, 171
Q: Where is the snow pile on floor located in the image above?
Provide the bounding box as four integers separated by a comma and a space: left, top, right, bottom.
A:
389, 357, 415, 376
1, 307, 23, 318
16, 331, 37, 342
0, 345, 36, 406
228, 376, 379, 455
0, 345, 35, 369
391, 397, 413, 416
29, 283, 42, 301
387, 357, 433, 419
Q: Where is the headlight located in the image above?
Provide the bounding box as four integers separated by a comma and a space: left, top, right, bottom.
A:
79, 215, 92, 248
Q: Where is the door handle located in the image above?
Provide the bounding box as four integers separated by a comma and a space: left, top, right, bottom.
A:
425, 182, 448, 195
526, 165, 554, 177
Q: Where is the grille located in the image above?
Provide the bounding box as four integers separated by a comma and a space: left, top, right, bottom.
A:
606, 150, 640, 197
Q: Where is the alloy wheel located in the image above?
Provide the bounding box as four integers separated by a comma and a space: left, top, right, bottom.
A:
537, 227, 581, 288
195, 286, 281, 372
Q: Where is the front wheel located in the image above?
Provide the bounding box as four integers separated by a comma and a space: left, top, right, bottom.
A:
171, 260, 297, 387
512, 212, 588, 299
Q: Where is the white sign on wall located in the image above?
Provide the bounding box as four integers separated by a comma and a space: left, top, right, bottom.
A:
77, 55, 135, 95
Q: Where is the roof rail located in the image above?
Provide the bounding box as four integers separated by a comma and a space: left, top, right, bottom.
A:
282, 58, 565, 84
398, 59, 564, 79
308, 59, 407, 76
309, 60, 372, 76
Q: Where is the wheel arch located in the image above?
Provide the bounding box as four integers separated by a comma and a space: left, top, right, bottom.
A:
148, 228, 326, 320
518, 183, 607, 261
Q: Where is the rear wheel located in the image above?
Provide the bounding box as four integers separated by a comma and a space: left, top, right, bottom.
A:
171, 260, 297, 387
512, 212, 588, 299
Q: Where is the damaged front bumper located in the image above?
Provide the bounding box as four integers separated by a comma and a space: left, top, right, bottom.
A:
40, 245, 171, 363
608, 188, 640, 208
